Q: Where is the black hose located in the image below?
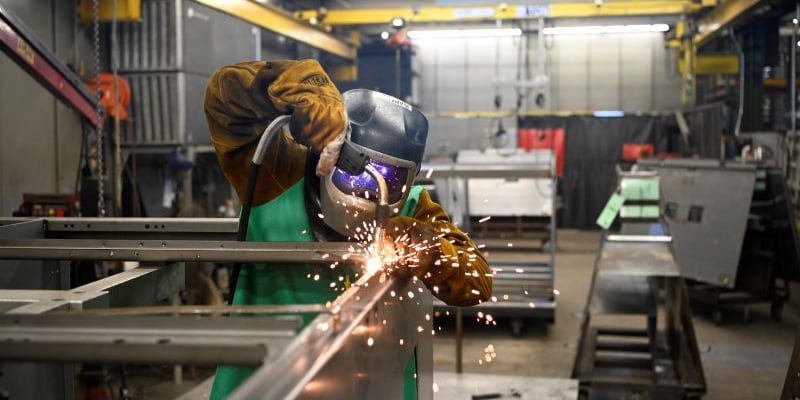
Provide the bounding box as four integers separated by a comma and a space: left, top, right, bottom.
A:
228, 162, 261, 304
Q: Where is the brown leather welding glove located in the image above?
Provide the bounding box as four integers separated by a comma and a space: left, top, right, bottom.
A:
385, 189, 492, 306
268, 59, 346, 176
385, 216, 442, 279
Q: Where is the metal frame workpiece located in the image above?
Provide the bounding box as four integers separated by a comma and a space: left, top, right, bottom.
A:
0, 217, 434, 400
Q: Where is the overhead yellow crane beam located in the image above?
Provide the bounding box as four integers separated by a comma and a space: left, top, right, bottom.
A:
695, 0, 766, 47
296, 1, 711, 26
194, 0, 356, 60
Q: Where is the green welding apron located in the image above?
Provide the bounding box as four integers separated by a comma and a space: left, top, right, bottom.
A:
210, 179, 424, 399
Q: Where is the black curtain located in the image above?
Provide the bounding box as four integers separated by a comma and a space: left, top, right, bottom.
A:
683, 103, 725, 159
520, 116, 667, 229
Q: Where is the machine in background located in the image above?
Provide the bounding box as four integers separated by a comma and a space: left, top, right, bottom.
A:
13, 194, 81, 218
639, 154, 800, 324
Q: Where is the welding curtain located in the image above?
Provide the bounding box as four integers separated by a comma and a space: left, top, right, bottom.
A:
519, 116, 668, 229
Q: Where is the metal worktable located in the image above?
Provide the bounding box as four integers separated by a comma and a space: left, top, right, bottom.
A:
0, 217, 433, 400
572, 170, 705, 399
572, 234, 706, 400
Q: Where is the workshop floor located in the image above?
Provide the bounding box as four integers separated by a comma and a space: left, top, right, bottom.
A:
432, 229, 796, 400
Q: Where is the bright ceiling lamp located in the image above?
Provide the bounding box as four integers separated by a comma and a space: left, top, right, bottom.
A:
406, 28, 522, 39
542, 24, 669, 35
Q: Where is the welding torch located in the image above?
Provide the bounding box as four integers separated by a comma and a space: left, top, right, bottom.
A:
336, 141, 391, 255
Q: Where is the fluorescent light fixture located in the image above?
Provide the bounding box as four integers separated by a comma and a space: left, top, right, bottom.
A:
391, 17, 406, 28
406, 28, 522, 39
543, 24, 669, 35
593, 110, 625, 118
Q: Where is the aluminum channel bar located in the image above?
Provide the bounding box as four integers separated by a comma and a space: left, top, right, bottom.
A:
231, 271, 434, 400
419, 164, 552, 179
0, 217, 239, 240
0, 263, 184, 314
0, 239, 365, 264
0, 314, 299, 366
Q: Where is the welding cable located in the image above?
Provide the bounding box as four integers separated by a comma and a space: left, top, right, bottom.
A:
228, 115, 292, 304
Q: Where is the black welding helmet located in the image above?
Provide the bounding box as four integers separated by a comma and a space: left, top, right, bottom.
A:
320, 89, 428, 237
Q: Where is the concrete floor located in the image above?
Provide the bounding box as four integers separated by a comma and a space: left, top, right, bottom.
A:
432, 229, 796, 400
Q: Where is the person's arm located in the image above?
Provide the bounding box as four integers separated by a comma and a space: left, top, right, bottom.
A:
388, 189, 492, 306
204, 59, 345, 206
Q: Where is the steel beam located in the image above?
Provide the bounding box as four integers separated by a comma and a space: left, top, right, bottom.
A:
695, 0, 766, 46
678, 54, 740, 75
296, 1, 704, 26
0, 239, 365, 264
193, 0, 356, 60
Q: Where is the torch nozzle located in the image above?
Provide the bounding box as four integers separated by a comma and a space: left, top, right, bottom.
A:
364, 164, 391, 260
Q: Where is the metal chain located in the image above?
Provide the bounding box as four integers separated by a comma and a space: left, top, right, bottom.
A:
92, 0, 106, 216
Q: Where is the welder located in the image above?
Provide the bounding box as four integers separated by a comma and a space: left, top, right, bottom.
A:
205, 59, 491, 399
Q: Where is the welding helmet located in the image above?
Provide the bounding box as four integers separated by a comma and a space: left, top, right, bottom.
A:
319, 89, 428, 238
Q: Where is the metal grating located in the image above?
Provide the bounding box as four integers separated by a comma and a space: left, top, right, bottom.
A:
116, 0, 180, 72
123, 73, 183, 145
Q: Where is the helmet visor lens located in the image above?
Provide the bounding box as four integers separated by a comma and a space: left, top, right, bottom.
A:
332, 160, 409, 204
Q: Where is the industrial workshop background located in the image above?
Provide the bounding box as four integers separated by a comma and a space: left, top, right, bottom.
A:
1, 0, 800, 399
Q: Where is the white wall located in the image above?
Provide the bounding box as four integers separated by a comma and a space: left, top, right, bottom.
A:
412, 25, 681, 157
414, 30, 680, 112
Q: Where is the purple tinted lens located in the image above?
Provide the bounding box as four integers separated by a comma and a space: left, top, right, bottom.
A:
332, 160, 408, 203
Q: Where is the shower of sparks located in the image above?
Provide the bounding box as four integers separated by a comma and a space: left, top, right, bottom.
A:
483, 344, 497, 363
301, 202, 544, 359
366, 257, 383, 274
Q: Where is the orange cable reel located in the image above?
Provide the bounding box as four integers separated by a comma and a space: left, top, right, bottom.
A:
85, 73, 131, 120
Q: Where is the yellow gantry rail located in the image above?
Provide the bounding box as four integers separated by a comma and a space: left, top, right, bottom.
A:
194, 0, 356, 60
296, 1, 710, 26
695, 0, 766, 46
